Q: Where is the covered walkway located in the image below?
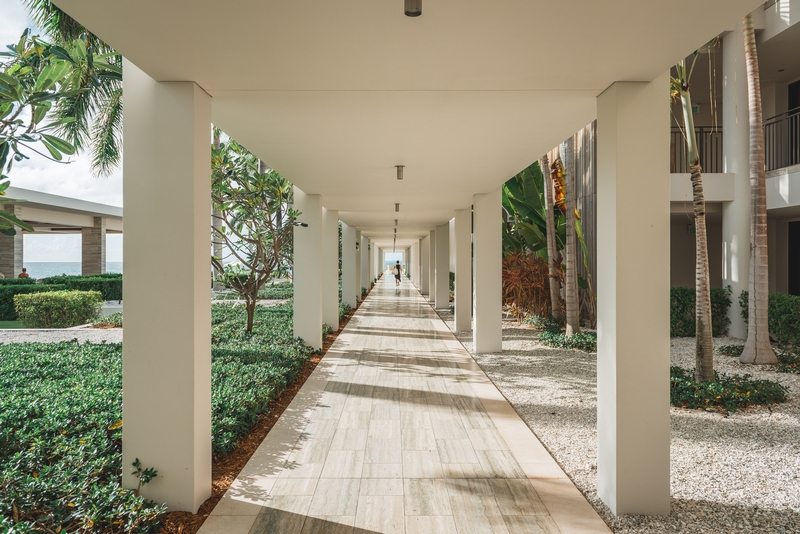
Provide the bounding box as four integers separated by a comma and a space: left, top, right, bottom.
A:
199, 277, 610, 534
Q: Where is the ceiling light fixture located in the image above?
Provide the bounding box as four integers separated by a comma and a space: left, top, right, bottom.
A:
395, 203, 400, 212
395, 165, 404, 180
394, 219, 398, 226
404, 0, 421, 17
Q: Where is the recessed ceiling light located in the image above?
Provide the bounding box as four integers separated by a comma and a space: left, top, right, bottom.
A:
396, 165, 404, 180
395, 203, 400, 212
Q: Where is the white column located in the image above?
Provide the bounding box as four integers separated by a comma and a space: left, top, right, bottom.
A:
360, 234, 369, 293
454, 208, 472, 332
722, 30, 751, 339
428, 230, 436, 301
341, 223, 358, 308
420, 236, 430, 295
435, 222, 450, 308
410, 241, 419, 286
322, 208, 339, 329
369, 241, 376, 284
473, 189, 502, 353
355, 230, 362, 301
293, 187, 323, 350
122, 61, 211, 512
418, 238, 424, 289
596, 75, 670, 515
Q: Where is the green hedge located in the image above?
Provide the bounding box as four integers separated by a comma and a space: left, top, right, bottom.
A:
739, 291, 800, 345
40, 274, 122, 301
15, 290, 103, 328
0, 284, 66, 320
0, 278, 37, 285
670, 286, 732, 337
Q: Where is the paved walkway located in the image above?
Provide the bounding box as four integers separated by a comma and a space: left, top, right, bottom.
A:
199, 278, 611, 534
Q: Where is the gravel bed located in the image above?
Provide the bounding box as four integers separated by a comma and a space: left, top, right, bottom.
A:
0, 328, 122, 344
437, 308, 800, 534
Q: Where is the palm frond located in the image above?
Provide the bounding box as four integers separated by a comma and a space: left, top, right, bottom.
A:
90, 87, 122, 177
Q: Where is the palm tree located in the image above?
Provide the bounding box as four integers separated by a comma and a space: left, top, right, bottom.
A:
741, 13, 777, 365
673, 57, 715, 381
541, 152, 562, 319
563, 136, 581, 336
23, 0, 122, 177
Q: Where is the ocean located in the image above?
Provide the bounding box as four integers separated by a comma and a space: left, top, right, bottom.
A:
23, 262, 123, 279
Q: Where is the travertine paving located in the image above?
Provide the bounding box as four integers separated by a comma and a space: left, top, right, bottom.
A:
199, 278, 610, 534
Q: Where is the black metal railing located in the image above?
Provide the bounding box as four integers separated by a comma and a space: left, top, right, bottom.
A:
670, 126, 723, 173
764, 111, 800, 171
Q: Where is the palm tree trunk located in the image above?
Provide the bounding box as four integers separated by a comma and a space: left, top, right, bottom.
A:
676, 60, 715, 381
741, 13, 777, 365
563, 136, 581, 336
541, 153, 561, 319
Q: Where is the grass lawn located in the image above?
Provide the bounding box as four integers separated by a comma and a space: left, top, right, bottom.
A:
0, 303, 313, 533
0, 321, 26, 329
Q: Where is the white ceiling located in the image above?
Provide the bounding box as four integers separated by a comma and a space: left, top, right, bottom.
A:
54, 0, 763, 249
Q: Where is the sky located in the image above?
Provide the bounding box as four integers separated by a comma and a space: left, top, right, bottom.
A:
1, 0, 123, 262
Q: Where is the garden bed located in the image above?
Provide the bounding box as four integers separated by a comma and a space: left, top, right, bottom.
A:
0, 301, 363, 533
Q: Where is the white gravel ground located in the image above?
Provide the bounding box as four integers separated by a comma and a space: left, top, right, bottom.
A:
0, 328, 122, 344
436, 307, 800, 534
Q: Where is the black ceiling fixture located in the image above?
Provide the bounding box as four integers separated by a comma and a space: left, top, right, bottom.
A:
396, 165, 404, 180
405, 0, 421, 17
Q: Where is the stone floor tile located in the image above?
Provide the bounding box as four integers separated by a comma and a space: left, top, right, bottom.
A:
449, 494, 510, 534
489, 479, 549, 516
308, 478, 360, 516
404, 478, 452, 516
354, 495, 404, 534
404, 515, 459, 534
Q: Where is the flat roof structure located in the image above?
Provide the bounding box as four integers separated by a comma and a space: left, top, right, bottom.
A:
5, 186, 122, 234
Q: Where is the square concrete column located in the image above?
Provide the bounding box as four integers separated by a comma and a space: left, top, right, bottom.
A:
0, 204, 23, 278
722, 29, 751, 339
360, 235, 369, 293
435, 222, 450, 309
355, 230, 362, 302
454, 208, 472, 332
418, 238, 424, 289
293, 187, 323, 350
122, 61, 211, 512
341, 223, 358, 308
596, 75, 670, 515
473, 188, 502, 353
81, 216, 106, 276
428, 229, 436, 301
420, 236, 430, 295
369, 240, 375, 283
322, 208, 339, 329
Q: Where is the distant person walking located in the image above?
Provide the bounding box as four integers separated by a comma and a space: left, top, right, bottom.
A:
393, 261, 403, 287
18, 268, 29, 279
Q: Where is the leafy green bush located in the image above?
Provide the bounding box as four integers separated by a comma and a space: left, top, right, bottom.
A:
538, 330, 597, 352
361, 287, 368, 297
0, 284, 66, 320
718, 344, 744, 357
670, 366, 787, 412
15, 290, 103, 328
339, 301, 351, 322
0, 278, 37, 285
524, 314, 564, 330
93, 312, 123, 327
740, 291, 800, 345
257, 282, 293, 300
0, 342, 166, 533
670, 286, 732, 337
1, 302, 313, 532
39, 274, 122, 301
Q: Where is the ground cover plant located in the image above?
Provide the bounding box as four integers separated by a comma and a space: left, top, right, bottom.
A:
0, 302, 313, 532
669, 366, 787, 413
538, 329, 597, 352
93, 312, 122, 328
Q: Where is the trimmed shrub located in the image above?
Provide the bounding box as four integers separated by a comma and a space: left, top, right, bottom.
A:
670, 286, 732, 337
39, 274, 123, 301
15, 290, 103, 328
93, 312, 123, 328
0, 284, 66, 320
739, 291, 800, 345
670, 366, 787, 412
0, 278, 37, 285
339, 301, 351, 322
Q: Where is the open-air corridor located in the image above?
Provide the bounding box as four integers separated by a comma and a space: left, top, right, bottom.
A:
198, 277, 611, 534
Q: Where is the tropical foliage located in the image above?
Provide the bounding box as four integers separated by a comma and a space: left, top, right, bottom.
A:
211, 133, 297, 332
501, 251, 552, 322
23, 0, 123, 177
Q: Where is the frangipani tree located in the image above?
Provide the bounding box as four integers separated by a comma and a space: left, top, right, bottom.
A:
211, 136, 298, 333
